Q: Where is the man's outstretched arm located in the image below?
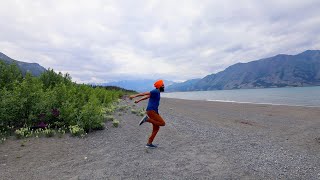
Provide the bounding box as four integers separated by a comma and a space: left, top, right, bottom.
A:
129, 92, 151, 103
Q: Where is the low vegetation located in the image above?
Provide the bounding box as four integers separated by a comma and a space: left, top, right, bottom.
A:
0, 61, 131, 143
131, 108, 145, 116
112, 120, 120, 128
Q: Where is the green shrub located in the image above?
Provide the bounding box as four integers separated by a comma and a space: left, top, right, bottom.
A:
52, 121, 65, 128
33, 129, 44, 138
131, 108, 145, 116
138, 108, 145, 116
113, 120, 119, 128
105, 115, 115, 121
0, 137, 6, 144
0, 62, 127, 136
43, 128, 55, 137
79, 94, 104, 132
131, 109, 137, 114
0, 125, 14, 137
57, 128, 66, 138
103, 104, 116, 115
0, 61, 22, 90
118, 105, 128, 111
92, 122, 105, 130
0, 126, 9, 144
14, 127, 31, 139
69, 125, 85, 137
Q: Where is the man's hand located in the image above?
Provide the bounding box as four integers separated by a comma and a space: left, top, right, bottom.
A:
129, 95, 135, 100
134, 100, 139, 103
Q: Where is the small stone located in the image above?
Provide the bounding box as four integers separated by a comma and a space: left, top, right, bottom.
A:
84, 157, 87, 160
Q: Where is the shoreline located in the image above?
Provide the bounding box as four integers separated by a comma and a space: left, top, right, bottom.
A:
162, 96, 320, 108
162, 86, 320, 108
162, 97, 320, 109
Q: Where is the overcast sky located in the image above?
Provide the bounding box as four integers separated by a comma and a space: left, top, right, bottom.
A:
1, 0, 320, 83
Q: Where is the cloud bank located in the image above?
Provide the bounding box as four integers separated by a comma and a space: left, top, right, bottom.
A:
0, 0, 319, 83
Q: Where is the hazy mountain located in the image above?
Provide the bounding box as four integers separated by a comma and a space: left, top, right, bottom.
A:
166, 50, 320, 92
0, 52, 46, 76
165, 79, 201, 92
98, 79, 176, 92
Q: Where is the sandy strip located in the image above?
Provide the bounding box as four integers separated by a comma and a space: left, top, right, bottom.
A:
1, 97, 320, 179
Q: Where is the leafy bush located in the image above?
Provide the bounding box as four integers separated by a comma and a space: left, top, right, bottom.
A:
33, 129, 44, 138
0, 125, 14, 137
131, 108, 145, 116
103, 104, 116, 115
69, 125, 85, 137
15, 127, 31, 139
137, 108, 145, 116
118, 105, 128, 111
0, 137, 6, 144
0, 62, 127, 137
113, 120, 119, 128
0, 61, 22, 90
79, 94, 104, 132
43, 128, 55, 137
57, 128, 66, 138
92, 122, 105, 130
131, 109, 137, 114
0, 126, 11, 143
105, 115, 115, 121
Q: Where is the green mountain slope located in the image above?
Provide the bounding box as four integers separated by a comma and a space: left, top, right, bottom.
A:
0, 52, 46, 77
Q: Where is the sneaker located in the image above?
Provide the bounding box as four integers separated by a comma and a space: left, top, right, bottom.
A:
139, 115, 148, 126
145, 144, 157, 148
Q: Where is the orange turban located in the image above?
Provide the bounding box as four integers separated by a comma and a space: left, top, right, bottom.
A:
154, 80, 164, 89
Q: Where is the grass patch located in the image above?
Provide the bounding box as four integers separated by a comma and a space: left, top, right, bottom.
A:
13, 125, 69, 139
43, 128, 55, 137
105, 115, 115, 121
132, 108, 145, 116
117, 105, 129, 111
113, 120, 120, 128
15, 127, 31, 139
57, 128, 66, 138
0, 137, 6, 144
131, 109, 138, 114
69, 125, 86, 137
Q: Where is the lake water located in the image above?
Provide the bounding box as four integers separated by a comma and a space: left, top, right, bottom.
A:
162, 86, 320, 107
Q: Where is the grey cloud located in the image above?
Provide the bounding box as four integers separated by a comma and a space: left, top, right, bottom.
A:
0, 0, 319, 83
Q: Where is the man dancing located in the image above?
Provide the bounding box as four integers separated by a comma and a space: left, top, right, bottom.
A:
129, 80, 166, 148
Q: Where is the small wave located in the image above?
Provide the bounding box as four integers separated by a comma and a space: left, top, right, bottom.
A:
207, 100, 237, 103
206, 99, 320, 107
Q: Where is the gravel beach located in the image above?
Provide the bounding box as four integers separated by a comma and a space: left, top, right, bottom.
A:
1, 97, 320, 179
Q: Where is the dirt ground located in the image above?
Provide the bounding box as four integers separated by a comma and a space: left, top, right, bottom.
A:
1, 98, 320, 179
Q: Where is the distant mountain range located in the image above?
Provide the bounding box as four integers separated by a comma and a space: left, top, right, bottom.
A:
3, 49, 320, 91
0, 52, 46, 77
96, 79, 176, 92
166, 79, 200, 92
166, 50, 320, 92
